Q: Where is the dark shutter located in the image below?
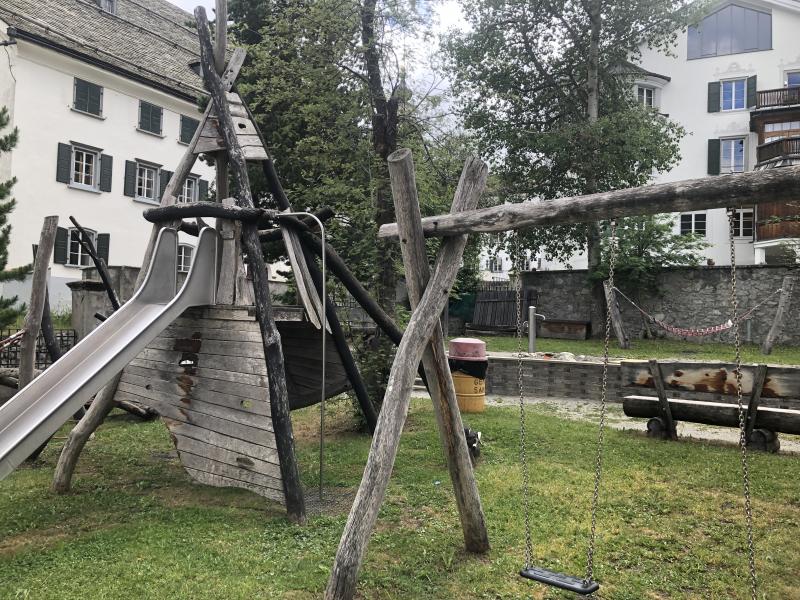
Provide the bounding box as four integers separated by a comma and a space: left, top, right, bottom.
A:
707, 81, 720, 113
88, 82, 102, 116
124, 161, 137, 197
56, 143, 72, 183
160, 170, 173, 200
707, 139, 721, 175
152, 106, 162, 135
138, 101, 148, 131
99, 154, 113, 192
746, 75, 757, 108
96, 234, 110, 264
54, 227, 69, 264
139, 101, 162, 134
180, 116, 200, 144
198, 179, 209, 201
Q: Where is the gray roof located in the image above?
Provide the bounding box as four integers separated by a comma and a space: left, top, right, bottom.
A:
0, 0, 206, 100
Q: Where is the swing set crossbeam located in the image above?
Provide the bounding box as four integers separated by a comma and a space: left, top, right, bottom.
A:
520, 566, 600, 595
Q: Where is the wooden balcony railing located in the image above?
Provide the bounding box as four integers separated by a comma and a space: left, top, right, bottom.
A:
757, 87, 800, 109
757, 201, 800, 241
756, 136, 800, 165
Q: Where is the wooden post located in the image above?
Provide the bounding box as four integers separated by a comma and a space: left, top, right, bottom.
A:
18, 216, 58, 390
388, 148, 489, 552
70, 216, 121, 311
762, 276, 795, 355
648, 359, 678, 440
197, 8, 305, 522
325, 155, 487, 600
604, 280, 630, 349
745, 363, 768, 443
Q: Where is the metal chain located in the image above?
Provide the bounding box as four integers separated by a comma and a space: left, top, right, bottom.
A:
727, 209, 758, 600
585, 220, 617, 585
515, 236, 534, 568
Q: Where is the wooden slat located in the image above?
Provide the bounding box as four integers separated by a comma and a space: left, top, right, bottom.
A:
147, 336, 266, 359
162, 326, 265, 343
184, 468, 285, 504
129, 357, 268, 388
231, 115, 258, 135
243, 146, 270, 161
180, 452, 282, 491
164, 418, 279, 463
124, 364, 269, 401
174, 435, 281, 478
136, 348, 269, 375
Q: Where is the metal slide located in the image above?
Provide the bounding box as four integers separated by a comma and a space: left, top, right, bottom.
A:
0, 227, 219, 481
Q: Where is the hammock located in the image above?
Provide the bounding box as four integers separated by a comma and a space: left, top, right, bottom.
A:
611, 286, 783, 338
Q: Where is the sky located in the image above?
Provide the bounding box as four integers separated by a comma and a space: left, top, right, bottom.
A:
168, 0, 214, 14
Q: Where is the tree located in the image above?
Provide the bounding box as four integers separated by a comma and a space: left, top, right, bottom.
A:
445, 0, 694, 333
0, 106, 29, 328
592, 215, 709, 336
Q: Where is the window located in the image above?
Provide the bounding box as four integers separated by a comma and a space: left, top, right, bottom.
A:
721, 137, 746, 173
680, 212, 707, 236
99, 0, 116, 13
73, 79, 103, 116
138, 101, 163, 135
180, 115, 200, 144
178, 176, 198, 203
721, 79, 746, 111
178, 244, 194, 273
637, 86, 655, 108
136, 162, 159, 202
72, 146, 99, 189
764, 121, 800, 143
486, 256, 503, 273
787, 71, 800, 88
67, 228, 96, 267
688, 4, 772, 59
733, 208, 754, 238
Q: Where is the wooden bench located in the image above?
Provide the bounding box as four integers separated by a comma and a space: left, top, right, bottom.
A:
622, 359, 800, 453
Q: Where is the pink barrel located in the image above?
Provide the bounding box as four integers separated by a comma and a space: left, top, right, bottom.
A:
448, 338, 487, 361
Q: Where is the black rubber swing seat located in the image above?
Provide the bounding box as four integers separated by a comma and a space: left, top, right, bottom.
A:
520, 565, 600, 595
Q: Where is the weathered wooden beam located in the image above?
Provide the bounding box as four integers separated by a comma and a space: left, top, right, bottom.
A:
388, 149, 490, 551
197, 8, 305, 522
604, 281, 629, 349
258, 207, 335, 242
745, 364, 768, 442
762, 276, 795, 355
325, 155, 487, 600
143, 201, 270, 224
70, 216, 121, 311
648, 359, 678, 440
378, 165, 800, 239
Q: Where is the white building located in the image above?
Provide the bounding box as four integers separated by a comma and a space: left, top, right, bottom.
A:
0, 0, 216, 310
482, 0, 800, 279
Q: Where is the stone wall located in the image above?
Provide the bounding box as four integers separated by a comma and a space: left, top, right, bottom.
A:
522, 266, 800, 346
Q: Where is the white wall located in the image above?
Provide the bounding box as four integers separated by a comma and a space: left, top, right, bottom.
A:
638, 0, 800, 266
2, 39, 214, 309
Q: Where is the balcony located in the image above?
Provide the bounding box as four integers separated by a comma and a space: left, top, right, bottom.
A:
756, 136, 800, 166
756, 87, 800, 110
757, 202, 800, 242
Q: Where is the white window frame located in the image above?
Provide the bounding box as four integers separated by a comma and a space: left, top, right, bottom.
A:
720, 137, 747, 174
487, 256, 503, 273
721, 78, 747, 111
177, 244, 194, 273
70, 144, 100, 191
67, 227, 97, 268
135, 161, 160, 203
636, 85, 655, 108
733, 207, 755, 238
680, 212, 707, 237
178, 176, 199, 203
786, 70, 800, 88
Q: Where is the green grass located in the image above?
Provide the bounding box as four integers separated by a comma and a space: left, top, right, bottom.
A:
2, 401, 799, 599
477, 335, 800, 366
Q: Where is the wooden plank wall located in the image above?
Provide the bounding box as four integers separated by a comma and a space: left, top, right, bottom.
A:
114, 306, 351, 503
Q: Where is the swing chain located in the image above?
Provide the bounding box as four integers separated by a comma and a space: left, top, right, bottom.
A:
585, 219, 617, 585
515, 236, 534, 568
727, 209, 758, 600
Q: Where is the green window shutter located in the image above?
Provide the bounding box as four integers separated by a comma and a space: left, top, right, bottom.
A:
88, 83, 103, 116
124, 160, 137, 197
138, 101, 149, 131
152, 106, 162, 134
708, 81, 721, 113
707, 139, 721, 175
54, 227, 69, 264
747, 75, 757, 108
74, 79, 88, 112
56, 143, 72, 183
180, 116, 199, 144
96, 233, 110, 264
160, 170, 173, 200
198, 178, 209, 201
99, 154, 113, 192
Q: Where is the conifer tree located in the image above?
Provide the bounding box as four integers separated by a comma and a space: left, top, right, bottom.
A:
0, 106, 31, 328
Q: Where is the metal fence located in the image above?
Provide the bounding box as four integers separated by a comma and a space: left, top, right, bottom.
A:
0, 329, 78, 370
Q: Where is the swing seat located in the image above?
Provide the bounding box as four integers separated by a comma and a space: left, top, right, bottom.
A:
520, 565, 600, 595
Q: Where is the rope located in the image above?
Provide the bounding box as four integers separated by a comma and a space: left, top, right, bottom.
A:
0, 330, 25, 351
612, 286, 783, 338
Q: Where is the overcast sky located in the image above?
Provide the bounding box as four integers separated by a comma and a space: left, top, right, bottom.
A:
168, 0, 214, 15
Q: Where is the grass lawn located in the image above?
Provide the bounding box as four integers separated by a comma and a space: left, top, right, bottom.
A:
2, 400, 799, 599
477, 335, 800, 366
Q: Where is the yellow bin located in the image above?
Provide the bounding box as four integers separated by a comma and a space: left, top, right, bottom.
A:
449, 337, 488, 414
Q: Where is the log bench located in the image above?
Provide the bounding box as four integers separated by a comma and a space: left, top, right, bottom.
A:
622, 359, 800, 453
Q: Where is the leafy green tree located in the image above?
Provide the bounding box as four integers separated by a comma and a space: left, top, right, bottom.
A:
593, 215, 709, 336
0, 106, 29, 328
445, 0, 695, 333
